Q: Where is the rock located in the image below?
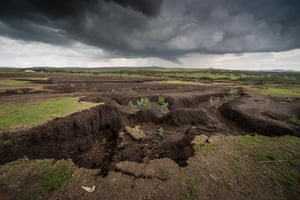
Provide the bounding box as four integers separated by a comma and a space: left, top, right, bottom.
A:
117, 142, 125, 149
115, 158, 179, 180
81, 185, 96, 193
191, 134, 208, 146
118, 131, 126, 139
125, 126, 147, 141
209, 173, 218, 182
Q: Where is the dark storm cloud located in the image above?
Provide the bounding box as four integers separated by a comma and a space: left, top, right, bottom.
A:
0, 0, 299, 60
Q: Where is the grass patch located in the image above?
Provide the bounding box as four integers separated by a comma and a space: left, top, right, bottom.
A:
261, 87, 300, 97
228, 159, 241, 172
237, 135, 300, 162
22, 77, 49, 81
187, 181, 199, 198
224, 181, 234, 192
277, 169, 298, 190
2, 139, 12, 146
161, 167, 170, 178
228, 88, 239, 96
235, 135, 300, 191
0, 79, 31, 85
203, 143, 216, 151
0, 97, 97, 132
157, 80, 205, 85
287, 115, 300, 128
179, 174, 186, 183
0, 86, 22, 92
181, 181, 199, 200
22, 162, 72, 200
136, 97, 150, 107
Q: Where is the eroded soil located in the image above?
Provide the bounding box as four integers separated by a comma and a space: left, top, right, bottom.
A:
0, 73, 300, 199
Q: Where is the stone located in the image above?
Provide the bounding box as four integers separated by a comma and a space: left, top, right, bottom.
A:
191, 134, 208, 146
125, 126, 147, 141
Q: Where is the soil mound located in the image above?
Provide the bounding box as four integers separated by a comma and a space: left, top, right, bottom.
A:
219, 97, 300, 136
0, 104, 197, 176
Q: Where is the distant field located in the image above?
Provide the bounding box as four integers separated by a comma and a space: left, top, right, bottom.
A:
0, 79, 31, 85
261, 88, 300, 97
116, 69, 300, 85
0, 97, 97, 132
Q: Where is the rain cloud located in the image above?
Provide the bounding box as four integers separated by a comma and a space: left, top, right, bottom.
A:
0, 0, 299, 60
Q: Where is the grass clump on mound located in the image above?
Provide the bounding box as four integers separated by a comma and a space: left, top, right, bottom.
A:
0, 97, 96, 132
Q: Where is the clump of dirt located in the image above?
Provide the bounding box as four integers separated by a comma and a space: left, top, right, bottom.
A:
0, 88, 33, 96
219, 97, 300, 136
165, 93, 226, 109
165, 109, 211, 126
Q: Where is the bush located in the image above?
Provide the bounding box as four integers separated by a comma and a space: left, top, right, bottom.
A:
137, 97, 150, 107
158, 96, 169, 110
158, 96, 165, 105
156, 127, 164, 138
128, 100, 134, 107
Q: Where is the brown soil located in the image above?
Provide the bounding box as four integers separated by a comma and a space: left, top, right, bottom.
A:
0, 92, 230, 177
0, 73, 300, 199
219, 96, 300, 136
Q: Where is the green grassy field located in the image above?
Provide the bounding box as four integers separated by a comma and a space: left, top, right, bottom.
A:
0, 79, 31, 85
117, 69, 300, 85
261, 87, 300, 97
0, 97, 97, 132
187, 134, 300, 199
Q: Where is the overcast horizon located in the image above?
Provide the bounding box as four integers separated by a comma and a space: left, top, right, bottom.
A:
0, 0, 300, 70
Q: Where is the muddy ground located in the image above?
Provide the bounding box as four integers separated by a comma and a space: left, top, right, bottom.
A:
0, 72, 300, 199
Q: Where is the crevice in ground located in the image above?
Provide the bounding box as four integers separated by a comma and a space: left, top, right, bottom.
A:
0, 104, 202, 177
1, 94, 298, 177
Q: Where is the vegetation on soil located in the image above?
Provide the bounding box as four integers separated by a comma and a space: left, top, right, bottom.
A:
156, 127, 164, 138
158, 95, 169, 110
182, 181, 199, 200
114, 68, 300, 85
261, 87, 300, 97
128, 100, 134, 107
287, 115, 300, 128
137, 97, 150, 107
233, 135, 300, 190
184, 134, 300, 199
161, 167, 170, 178
228, 88, 239, 96
0, 97, 96, 132
22, 162, 73, 200
0, 79, 31, 85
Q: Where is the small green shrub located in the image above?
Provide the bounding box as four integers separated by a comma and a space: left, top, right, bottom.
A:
128, 100, 134, 107
137, 97, 150, 107
228, 88, 239, 96
2, 139, 12, 146
187, 181, 199, 199
90, 87, 97, 92
161, 167, 169, 178
162, 102, 169, 110
40, 163, 72, 196
156, 127, 164, 138
224, 181, 234, 192
287, 115, 300, 128
158, 96, 165, 105
157, 96, 169, 110
22, 162, 73, 200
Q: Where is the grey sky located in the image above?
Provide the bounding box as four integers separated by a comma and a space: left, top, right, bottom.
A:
0, 0, 299, 69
